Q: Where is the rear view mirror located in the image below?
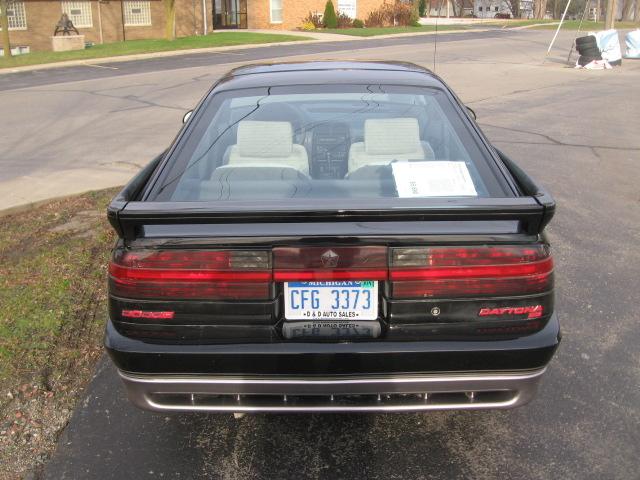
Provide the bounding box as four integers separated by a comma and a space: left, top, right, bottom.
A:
183, 110, 193, 124
466, 106, 477, 120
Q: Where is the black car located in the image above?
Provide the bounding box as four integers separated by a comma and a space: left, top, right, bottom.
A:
106, 61, 560, 413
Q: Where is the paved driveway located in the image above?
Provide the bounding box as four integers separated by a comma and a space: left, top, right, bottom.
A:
4, 29, 638, 479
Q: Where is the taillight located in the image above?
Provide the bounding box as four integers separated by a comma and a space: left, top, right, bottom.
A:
390, 245, 553, 298
110, 245, 553, 301
109, 249, 272, 300
273, 246, 388, 281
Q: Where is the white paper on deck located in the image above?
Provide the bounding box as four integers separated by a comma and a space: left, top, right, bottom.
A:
392, 161, 477, 197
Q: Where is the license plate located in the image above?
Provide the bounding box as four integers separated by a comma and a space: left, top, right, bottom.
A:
284, 281, 378, 321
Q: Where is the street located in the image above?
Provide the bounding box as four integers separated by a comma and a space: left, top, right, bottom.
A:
2, 28, 638, 479
0, 28, 580, 211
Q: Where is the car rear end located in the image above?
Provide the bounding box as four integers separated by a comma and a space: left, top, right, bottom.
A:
105, 63, 560, 413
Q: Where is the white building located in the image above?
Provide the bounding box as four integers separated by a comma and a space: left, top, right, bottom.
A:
474, 0, 534, 18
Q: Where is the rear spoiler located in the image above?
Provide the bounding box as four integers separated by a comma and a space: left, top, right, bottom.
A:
495, 149, 555, 232
107, 153, 555, 241
107, 152, 164, 235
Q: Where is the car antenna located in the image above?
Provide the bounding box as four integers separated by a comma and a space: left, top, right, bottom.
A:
433, 0, 443, 73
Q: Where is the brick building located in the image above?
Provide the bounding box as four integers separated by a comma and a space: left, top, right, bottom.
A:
1, 0, 388, 53
245, 0, 385, 29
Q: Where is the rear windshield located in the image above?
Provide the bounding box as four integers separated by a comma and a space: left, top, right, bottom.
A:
148, 84, 513, 202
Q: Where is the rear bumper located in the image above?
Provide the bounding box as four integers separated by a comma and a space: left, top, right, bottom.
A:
118, 368, 547, 413
105, 314, 560, 376
106, 314, 560, 412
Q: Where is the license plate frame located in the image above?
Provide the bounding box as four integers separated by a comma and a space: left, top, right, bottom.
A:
284, 281, 378, 321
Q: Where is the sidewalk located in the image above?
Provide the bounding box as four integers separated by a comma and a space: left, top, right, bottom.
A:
0, 167, 138, 217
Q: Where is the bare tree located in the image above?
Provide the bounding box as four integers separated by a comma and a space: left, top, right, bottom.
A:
548, 0, 585, 18
1, 0, 12, 58
506, 0, 521, 18
635, 0, 640, 23
451, 0, 473, 17
604, 0, 617, 27
450, 0, 461, 16
534, 0, 549, 18
621, 0, 634, 20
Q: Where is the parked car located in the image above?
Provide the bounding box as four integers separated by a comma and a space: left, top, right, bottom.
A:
106, 61, 560, 413
495, 12, 512, 18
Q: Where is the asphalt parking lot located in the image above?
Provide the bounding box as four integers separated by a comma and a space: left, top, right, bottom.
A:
2, 28, 638, 479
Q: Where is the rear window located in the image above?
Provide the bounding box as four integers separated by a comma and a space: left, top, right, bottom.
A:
148, 84, 513, 202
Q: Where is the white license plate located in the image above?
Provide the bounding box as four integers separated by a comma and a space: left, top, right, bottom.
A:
284, 281, 378, 321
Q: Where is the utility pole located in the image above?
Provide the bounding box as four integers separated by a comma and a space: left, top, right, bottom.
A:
604, 0, 617, 28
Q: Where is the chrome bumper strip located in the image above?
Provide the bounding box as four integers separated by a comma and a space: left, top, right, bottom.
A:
118, 368, 547, 413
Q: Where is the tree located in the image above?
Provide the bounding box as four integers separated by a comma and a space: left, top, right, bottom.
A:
534, 0, 548, 18
604, 0, 617, 27
505, 0, 521, 18
553, 0, 562, 18
450, 0, 460, 17
621, 0, 634, 20
323, 0, 338, 28
419, 0, 427, 16
541, 0, 586, 18
1, 0, 12, 58
164, 0, 176, 40
547, 0, 585, 19
410, 0, 420, 22
635, 0, 640, 23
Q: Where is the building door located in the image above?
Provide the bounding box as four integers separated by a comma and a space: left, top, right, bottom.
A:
213, 0, 247, 29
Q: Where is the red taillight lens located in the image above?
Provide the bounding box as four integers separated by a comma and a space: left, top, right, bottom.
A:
109, 249, 272, 300
273, 246, 388, 281
110, 245, 553, 301
390, 245, 553, 298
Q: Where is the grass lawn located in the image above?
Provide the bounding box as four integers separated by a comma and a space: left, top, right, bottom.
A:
315, 24, 474, 37
0, 32, 311, 70
533, 20, 639, 30
0, 189, 117, 478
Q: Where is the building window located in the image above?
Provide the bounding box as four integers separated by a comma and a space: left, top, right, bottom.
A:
478, 6, 482, 11
1, 1, 27, 30
495, 6, 499, 11
124, 1, 152, 26
62, 1, 93, 28
270, 0, 282, 23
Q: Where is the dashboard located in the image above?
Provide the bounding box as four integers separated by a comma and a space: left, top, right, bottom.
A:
308, 122, 351, 179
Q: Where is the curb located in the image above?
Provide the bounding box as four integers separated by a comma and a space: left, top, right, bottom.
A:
0, 27, 503, 75
0, 38, 316, 75
0, 188, 122, 218
510, 22, 560, 30
0, 194, 73, 218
